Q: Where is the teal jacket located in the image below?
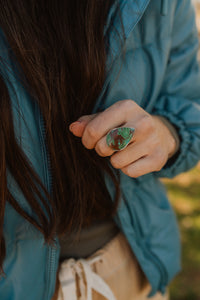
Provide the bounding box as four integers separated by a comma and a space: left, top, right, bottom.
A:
1, 0, 200, 299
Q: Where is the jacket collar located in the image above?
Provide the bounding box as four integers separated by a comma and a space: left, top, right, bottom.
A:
105, 0, 169, 35
105, 0, 151, 38
104, 0, 168, 65
104, 0, 151, 65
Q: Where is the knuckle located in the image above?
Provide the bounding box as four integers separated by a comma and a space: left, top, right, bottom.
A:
124, 100, 136, 117
139, 115, 154, 133
122, 166, 133, 177
81, 137, 92, 149
86, 125, 98, 139
154, 152, 166, 171
114, 99, 135, 111
122, 166, 144, 178
110, 156, 121, 168
81, 129, 95, 149
155, 164, 162, 172
95, 144, 106, 157
132, 173, 140, 178
110, 100, 123, 110
118, 99, 136, 120
124, 99, 135, 109
158, 151, 166, 163
130, 169, 141, 178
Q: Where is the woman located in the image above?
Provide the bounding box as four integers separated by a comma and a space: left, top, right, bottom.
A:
0, 0, 200, 299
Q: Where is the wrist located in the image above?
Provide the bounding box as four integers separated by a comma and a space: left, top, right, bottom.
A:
153, 115, 179, 159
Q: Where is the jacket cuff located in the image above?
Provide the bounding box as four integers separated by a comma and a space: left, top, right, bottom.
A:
151, 109, 192, 178
156, 115, 181, 157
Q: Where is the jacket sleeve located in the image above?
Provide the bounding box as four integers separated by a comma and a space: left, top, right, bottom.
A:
152, 0, 200, 178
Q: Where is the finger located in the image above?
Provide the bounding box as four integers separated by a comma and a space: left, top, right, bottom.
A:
94, 129, 136, 157
94, 136, 115, 157
94, 125, 137, 157
121, 153, 167, 178
109, 141, 148, 169
69, 121, 87, 137
82, 100, 138, 149
69, 113, 98, 137
76, 113, 99, 123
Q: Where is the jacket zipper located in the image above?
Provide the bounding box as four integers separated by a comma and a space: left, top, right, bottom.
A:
37, 104, 58, 300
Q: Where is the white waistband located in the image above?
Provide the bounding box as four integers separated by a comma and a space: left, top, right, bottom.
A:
58, 254, 117, 300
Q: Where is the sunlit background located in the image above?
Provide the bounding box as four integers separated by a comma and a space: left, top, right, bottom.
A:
164, 2, 200, 299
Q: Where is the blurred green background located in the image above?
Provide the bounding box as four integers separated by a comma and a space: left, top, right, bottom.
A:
164, 3, 200, 299
164, 164, 200, 299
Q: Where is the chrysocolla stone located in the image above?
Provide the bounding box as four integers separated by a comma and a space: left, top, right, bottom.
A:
106, 127, 135, 151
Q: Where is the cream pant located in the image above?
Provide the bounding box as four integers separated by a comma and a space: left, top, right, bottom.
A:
52, 232, 169, 300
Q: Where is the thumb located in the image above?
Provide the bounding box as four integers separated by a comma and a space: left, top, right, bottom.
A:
69, 113, 99, 137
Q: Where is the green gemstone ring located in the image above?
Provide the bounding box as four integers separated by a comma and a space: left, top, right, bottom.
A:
106, 127, 135, 151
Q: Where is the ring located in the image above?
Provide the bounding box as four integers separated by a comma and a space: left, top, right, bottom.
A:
106, 127, 135, 151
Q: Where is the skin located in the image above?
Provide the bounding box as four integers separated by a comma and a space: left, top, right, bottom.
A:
69, 99, 177, 178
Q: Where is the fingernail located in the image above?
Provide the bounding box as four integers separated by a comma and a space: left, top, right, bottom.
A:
69, 121, 82, 131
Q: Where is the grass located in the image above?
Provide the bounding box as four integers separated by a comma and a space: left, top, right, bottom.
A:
162, 163, 200, 300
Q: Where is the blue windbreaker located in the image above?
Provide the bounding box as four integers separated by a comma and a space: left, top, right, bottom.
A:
0, 0, 200, 299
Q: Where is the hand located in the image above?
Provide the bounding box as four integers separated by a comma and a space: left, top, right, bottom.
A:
69, 100, 177, 178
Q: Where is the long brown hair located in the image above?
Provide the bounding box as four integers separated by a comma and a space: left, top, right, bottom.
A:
0, 0, 123, 273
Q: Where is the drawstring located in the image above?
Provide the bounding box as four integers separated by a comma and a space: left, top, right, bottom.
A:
161, 0, 168, 16
57, 255, 117, 300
